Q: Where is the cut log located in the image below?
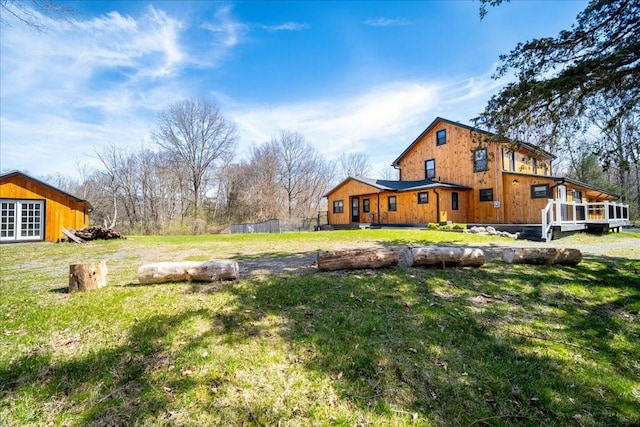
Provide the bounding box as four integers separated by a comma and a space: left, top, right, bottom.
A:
69, 261, 107, 292
317, 247, 408, 271
138, 261, 239, 284
411, 246, 485, 268
61, 227, 86, 244
502, 247, 582, 266
317, 246, 485, 271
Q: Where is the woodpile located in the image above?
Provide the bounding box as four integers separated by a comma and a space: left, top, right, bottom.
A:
62, 226, 124, 242
502, 247, 582, 266
317, 246, 485, 271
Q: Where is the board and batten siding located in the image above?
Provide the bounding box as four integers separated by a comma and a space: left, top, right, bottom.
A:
395, 122, 505, 224
327, 179, 382, 225
0, 174, 90, 242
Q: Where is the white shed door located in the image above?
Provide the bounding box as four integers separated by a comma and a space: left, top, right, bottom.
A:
1, 200, 44, 242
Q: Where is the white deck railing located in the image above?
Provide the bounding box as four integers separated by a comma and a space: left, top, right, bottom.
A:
541, 200, 630, 241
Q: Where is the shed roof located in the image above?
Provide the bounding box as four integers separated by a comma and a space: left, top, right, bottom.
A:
391, 117, 556, 167
0, 170, 93, 209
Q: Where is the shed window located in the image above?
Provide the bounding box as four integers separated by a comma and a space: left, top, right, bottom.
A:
474, 148, 488, 172
436, 129, 446, 146
479, 188, 493, 202
425, 159, 436, 179
388, 196, 397, 212
418, 192, 429, 204
531, 184, 550, 199
452, 192, 459, 210
333, 200, 344, 213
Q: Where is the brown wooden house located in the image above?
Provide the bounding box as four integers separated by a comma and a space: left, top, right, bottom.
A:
326, 117, 629, 240
0, 171, 92, 243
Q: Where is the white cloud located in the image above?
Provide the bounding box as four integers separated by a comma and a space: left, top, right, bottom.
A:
261, 22, 309, 32
365, 17, 413, 27
227, 70, 502, 176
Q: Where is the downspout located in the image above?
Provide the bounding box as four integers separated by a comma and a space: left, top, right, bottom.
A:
377, 191, 381, 224
434, 188, 440, 223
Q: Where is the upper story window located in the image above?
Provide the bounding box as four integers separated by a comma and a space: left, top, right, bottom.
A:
473, 148, 488, 172
425, 159, 436, 179
436, 129, 446, 146
532, 158, 538, 174
506, 150, 516, 171
333, 200, 344, 213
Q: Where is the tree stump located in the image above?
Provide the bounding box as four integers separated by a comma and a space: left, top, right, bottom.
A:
138, 261, 240, 284
502, 247, 582, 266
69, 261, 108, 292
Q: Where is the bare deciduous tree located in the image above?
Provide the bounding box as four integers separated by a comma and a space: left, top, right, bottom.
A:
0, 0, 75, 31
339, 152, 371, 179
152, 98, 237, 217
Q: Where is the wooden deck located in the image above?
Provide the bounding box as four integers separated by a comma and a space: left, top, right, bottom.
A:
541, 200, 630, 242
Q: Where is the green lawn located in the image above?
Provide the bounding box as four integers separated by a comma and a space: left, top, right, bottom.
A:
1, 230, 638, 426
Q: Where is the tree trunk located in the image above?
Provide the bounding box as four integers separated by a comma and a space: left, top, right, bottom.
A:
138, 261, 239, 284
69, 261, 108, 292
502, 247, 582, 266
410, 246, 485, 268
317, 247, 409, 271
317, 246, 485, 271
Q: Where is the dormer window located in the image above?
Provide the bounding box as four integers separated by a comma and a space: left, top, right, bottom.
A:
473, 148, 488, 172
436, 129, 446, 146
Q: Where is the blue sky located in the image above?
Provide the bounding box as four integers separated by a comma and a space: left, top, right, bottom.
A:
0, 0, 587, 179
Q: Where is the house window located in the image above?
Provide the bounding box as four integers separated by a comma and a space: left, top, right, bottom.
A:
425, 159, 436, 179
479, 188, 493, 202
532, 158, 538, 174
531, 184, 550, 199
388, 196, 397, 212
418, 192, 429, 204
574, 190, 583, 203
363, 198, 370, 213
436, 129, 446, 146
452, 192, 459, 210
542, 163, 549, 175
474, 148, 488, 172
333, 200, 344, 213
507, 150, 516, 171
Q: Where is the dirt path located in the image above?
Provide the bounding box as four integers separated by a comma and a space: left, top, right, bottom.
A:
238, 231, 640, 277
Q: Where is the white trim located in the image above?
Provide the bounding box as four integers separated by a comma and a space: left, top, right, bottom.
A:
1, 199, 45, 242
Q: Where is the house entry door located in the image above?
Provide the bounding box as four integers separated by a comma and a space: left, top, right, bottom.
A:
1, 200, 44, 242
351, 197, 360, 223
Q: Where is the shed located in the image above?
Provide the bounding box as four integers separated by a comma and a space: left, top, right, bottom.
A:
0, 171, 92, 243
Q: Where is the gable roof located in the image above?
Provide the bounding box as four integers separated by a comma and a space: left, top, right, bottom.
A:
325, 176, 471, 197
0, 170, 93, 208
391, 117, 556, 167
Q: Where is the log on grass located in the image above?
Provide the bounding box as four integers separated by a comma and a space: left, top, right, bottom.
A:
410, 246, 485, 268
69, 261, 107, 292
317, 246, 485, 271
138, 261, 239, 284
317, 247, 411, 271
502, 247, 582, 266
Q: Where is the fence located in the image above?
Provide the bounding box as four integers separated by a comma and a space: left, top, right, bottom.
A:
231, 215, 326, 234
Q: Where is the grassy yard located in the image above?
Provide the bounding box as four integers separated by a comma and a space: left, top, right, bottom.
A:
0, 230, 639, 426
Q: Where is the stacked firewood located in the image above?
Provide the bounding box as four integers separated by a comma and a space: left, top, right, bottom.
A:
74, 226, 124, 241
